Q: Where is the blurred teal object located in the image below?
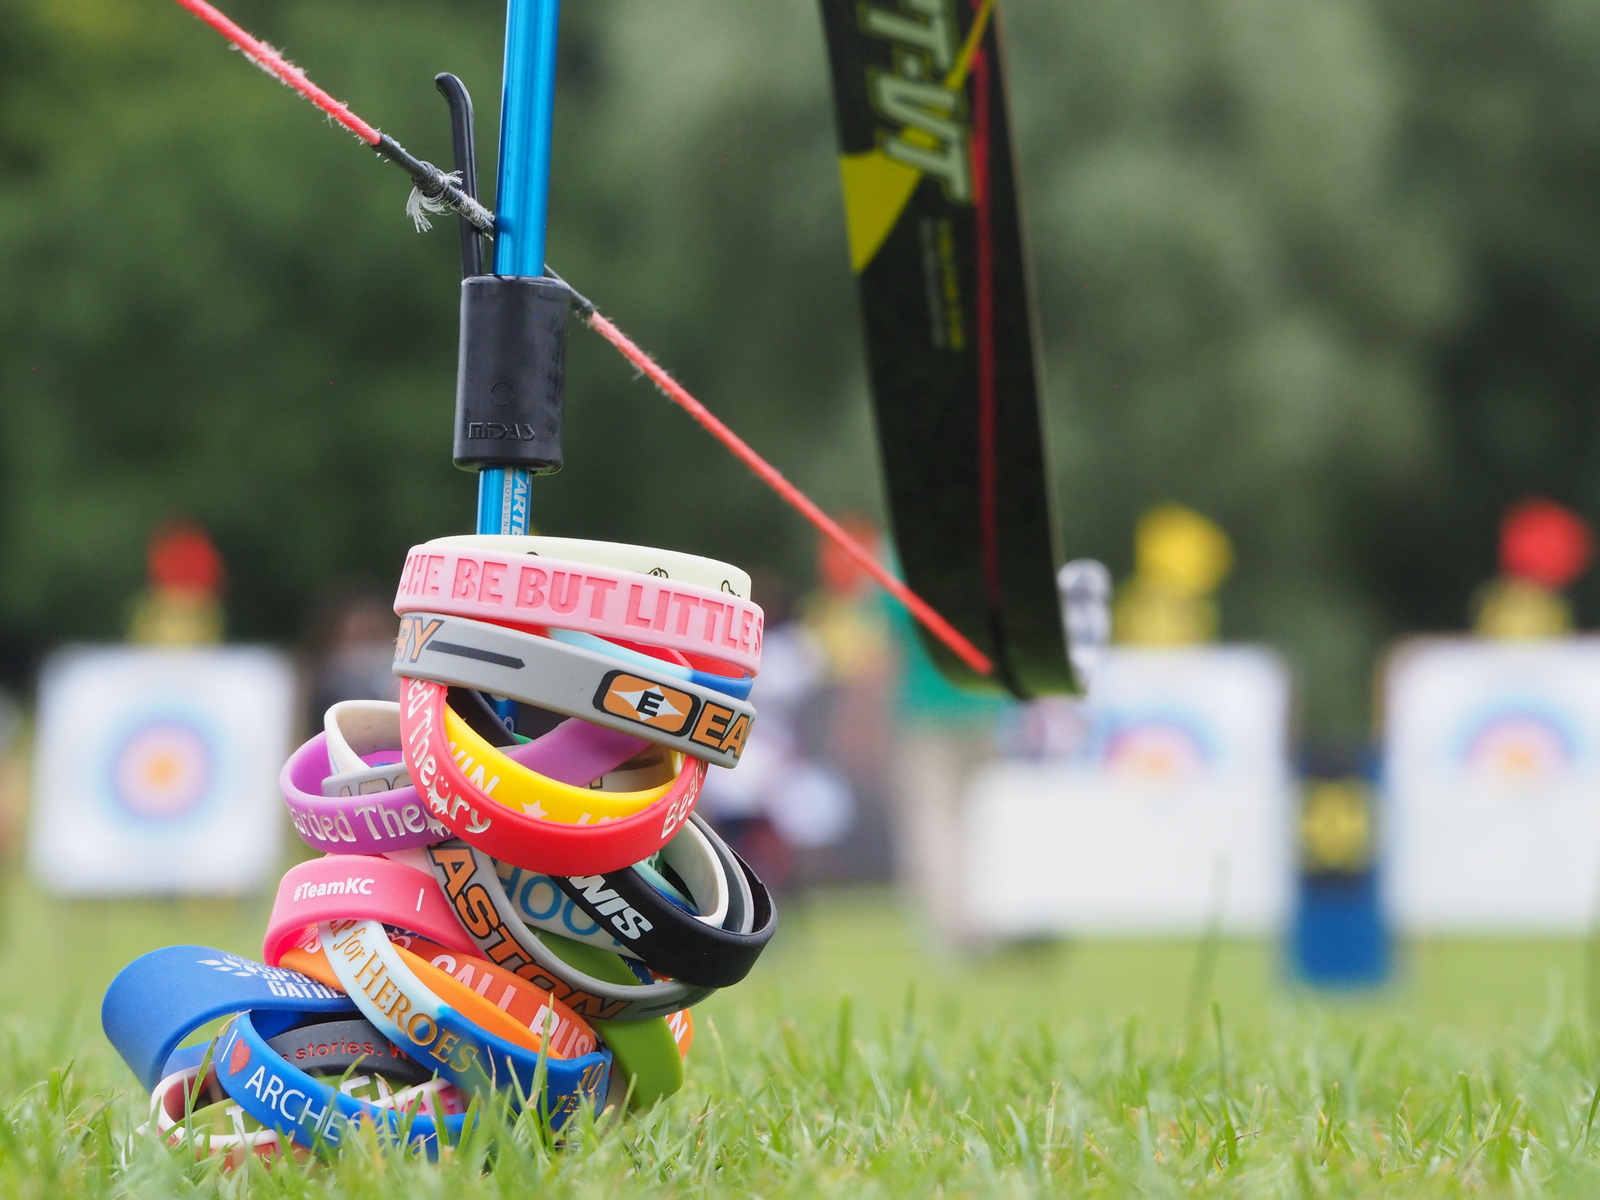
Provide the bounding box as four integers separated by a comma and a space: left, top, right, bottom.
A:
888, 592, 1011, 725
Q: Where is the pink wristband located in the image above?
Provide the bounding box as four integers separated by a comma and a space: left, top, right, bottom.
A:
283, 721, 650, 854
262, 854, 477, 967
393, 546, 764, 676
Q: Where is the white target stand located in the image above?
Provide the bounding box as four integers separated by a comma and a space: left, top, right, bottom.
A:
29, 646, 294, 895
953, 646, 1294, 938
1385, 637, 1600, 932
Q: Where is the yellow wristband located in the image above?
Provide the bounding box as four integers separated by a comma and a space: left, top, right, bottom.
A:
443, 705, 683, 825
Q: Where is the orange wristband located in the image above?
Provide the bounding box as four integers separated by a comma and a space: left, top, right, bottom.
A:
281, 928, 599, 1061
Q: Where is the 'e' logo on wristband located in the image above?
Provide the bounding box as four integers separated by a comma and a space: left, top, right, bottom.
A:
595, 672, 698, 735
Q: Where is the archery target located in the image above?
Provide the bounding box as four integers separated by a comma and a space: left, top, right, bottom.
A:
1099, 715, 1214, 784
961, 646, 1293, 936
29, 646, 294, 895
108, 718, 215, 820
1455, 708, 1575, 789
1385, 637, 1600, 931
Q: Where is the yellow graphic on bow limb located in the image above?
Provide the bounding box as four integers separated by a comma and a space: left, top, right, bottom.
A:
943, 0, 996, 93
837, 0, 997, 273
840, 152, 924, 272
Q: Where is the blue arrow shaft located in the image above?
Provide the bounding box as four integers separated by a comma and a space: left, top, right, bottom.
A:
477, 0, 561, 537
494, 0, 560, 278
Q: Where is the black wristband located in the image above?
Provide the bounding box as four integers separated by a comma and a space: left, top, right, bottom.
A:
266, 1018, 433, 1086
698, 814, 775, 943
690, 813, 754, 934
554, 816, 776, 988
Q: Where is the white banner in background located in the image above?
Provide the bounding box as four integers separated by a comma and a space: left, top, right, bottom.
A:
961, 646, 1293, 936
29, 646, 294, 896
1386, 637, 1600, 932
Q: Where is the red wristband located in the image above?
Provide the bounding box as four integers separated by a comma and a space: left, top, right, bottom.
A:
262, 854, 477, 967
398, 677, 706, 876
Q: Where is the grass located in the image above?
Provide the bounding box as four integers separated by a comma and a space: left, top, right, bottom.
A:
3, 876, 1600, 1196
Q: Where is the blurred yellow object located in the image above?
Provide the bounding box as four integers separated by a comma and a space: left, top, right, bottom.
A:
1114, 504, 1233, 645
1301, 778, 1373, 873
803, 591, 890, 683
128, 588, 224, 646
1113, 581, 1218, 646
1473, 576, 1572, 639
1135, 504, 1233, 598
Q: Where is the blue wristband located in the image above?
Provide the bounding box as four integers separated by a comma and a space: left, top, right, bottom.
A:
321, 920, 614, 1126
157, 1042, 215, 1078
430, 998, 612, 1126
215, 1010, 467, 1155
102, 946, 355, 1091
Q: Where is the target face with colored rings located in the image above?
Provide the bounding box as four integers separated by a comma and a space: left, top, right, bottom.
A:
1457, 708, 1575, 790
1098, 715, 1213, 783
107, 717, 216, 822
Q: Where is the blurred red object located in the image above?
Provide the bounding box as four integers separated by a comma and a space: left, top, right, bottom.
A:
1500, 498, 1594, 589
148, 520, 226, 595
818, 514, 881, 597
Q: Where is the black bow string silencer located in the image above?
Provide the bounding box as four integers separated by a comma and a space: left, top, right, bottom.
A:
436, 73, 570, 475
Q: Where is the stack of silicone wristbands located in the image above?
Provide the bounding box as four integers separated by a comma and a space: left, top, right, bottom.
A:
102, 536, 775, 1160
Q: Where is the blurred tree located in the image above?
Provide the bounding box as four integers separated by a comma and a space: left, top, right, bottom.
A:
1375, 0, 1600, 638
5, 0, 1600, 748
1007, 0, 1463, 742
0, 0, 869, 679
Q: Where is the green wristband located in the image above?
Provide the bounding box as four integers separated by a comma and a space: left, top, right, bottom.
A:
538, 933, 685, 1109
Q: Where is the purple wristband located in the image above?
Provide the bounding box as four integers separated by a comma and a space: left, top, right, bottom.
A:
282, 721, 651, 854
282, 733, 444, 853
524, 719, 650, 787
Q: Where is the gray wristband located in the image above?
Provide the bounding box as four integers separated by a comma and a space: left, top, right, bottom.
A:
265, 1018, 432, 1086
393, 612, 755, 769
